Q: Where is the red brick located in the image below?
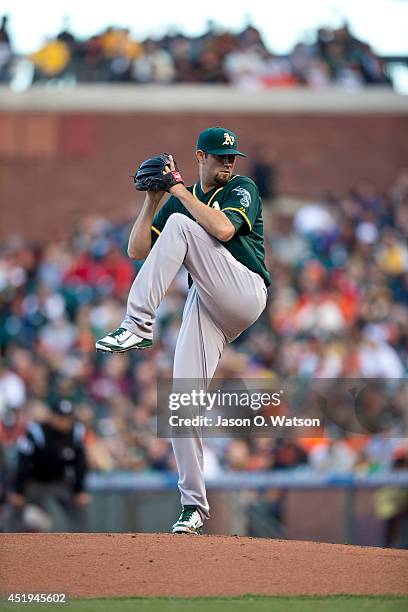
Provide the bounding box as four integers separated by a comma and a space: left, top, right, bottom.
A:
1, 112, 407, 240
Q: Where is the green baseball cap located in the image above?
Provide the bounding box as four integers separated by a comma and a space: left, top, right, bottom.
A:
196, 127, 247, 157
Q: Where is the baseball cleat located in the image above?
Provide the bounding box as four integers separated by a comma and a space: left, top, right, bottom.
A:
172, 505, 203, 535
95, 327, 152, 353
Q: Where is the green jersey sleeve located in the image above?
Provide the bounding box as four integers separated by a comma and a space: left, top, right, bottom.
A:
221, 178, 260, 236
151, 196, 177, 245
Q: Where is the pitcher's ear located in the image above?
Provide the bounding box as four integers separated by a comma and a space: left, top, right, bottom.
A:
196, 150, 205, 163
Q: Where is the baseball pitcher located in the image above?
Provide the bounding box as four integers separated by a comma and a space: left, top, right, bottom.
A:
96, 127, 271, 534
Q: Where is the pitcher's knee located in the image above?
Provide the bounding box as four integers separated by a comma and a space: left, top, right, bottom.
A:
165, 212, 213, 245
166, 212, 195, 230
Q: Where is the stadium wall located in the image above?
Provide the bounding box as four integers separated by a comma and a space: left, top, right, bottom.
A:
86, 488, 383, 545
1, 86, 407, 240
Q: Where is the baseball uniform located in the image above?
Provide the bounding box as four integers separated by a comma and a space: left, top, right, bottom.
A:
96, 127, 270, 530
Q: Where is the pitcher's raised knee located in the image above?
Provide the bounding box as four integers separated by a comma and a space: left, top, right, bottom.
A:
166, 212, 195, 229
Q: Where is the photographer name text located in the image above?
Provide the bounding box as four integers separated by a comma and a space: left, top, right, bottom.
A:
169, 415, 321, 428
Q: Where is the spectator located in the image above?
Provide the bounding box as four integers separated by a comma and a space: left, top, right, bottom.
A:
309, 438, 356, 473
132, 40, 175, 84
105, 28, 142, 82
223, 42, 264, 88
31, 37, 71, 81
358, 328, 405, 378
0, 15, 12, 82
374, 448, 408, 548
0, 356, 26, 416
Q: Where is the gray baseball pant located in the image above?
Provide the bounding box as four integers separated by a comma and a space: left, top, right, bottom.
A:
122, 213, 267, 520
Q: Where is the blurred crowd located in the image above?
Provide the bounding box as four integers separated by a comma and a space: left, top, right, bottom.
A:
1, 167, 407, 490
0, 15, 392, 88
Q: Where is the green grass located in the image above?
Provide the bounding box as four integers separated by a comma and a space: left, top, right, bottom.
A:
1, 595, 408, 612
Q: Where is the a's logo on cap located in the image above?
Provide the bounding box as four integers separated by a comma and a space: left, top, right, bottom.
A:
222, 133, 235, 146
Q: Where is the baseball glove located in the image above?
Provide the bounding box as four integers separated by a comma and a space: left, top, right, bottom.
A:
133, 153, 184, 192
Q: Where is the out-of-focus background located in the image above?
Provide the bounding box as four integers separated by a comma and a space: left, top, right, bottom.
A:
0, 1, 408, 545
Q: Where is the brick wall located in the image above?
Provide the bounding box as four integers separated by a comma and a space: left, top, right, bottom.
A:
1, 112, 407, 240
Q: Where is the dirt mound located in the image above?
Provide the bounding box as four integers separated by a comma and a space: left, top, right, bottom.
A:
1, 534, 407, 598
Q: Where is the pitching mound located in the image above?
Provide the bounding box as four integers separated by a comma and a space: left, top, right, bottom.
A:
1, 534, 408, 598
